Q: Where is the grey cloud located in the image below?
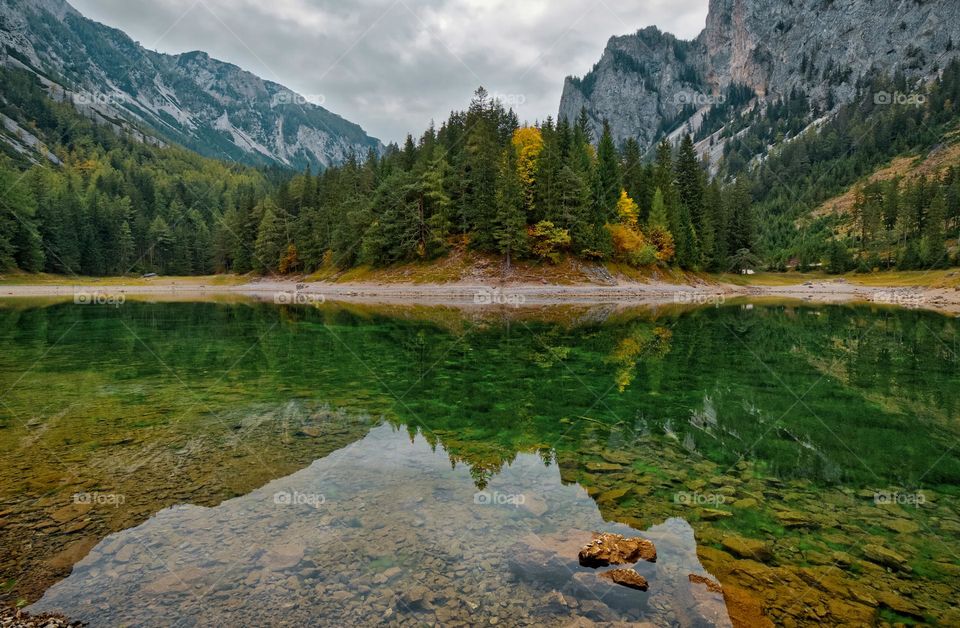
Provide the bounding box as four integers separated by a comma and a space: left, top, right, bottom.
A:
70, 0, 709, 143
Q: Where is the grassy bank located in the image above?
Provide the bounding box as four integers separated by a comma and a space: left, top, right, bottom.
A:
2, 265, 959, 290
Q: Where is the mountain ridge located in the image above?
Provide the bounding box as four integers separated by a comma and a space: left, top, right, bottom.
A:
560, 0, 960, 153
0, 0, 382, 170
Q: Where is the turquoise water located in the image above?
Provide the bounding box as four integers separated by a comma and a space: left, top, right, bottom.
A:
0, 300, 957, 625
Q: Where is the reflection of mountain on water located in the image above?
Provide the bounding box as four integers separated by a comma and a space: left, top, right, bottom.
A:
31, 425, 730, 627
0, 399, 376, 607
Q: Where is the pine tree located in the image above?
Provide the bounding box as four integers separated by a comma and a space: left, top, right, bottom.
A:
621, 138, 651, 221
417, 151, 453, 258
534, 118, 563, 224
254, 202, 285, 273
921, 190, 948, 268
726, 178, 756, 267
117, 220, 134, 274
648, 188, 669, 230
493, 147, 527, 268
593, 121, 621, 223
147, 215, 174, 273
702, 180, 725, 271
462, 89, 500, 249
675, 135, 705, 266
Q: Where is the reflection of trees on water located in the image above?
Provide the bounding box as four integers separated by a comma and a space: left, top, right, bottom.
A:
4, 301, 959, 493
606, 325, 673, 393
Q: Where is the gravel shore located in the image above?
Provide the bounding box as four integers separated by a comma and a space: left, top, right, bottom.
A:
0, 277, 958, 315
1, 608, 82, 628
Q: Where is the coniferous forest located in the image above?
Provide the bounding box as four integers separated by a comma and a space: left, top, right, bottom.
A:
2, 63, 959, 278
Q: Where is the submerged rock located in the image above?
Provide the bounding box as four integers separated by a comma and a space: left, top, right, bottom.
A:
259, 541, 305, 571
598, 568, 648, 591
688, 573, 722, 593
0, 607, 83, 627
862, 544, 910, 571
578, 533, 657, 568
585, 462, 623, 473
720, 535, 773, 563
698, 508, 732, 521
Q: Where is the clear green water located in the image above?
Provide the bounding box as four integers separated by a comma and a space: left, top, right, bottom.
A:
0, 300, 958, 626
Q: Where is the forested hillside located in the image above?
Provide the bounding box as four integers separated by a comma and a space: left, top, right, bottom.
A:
740, 61, 960, 271
2, 61, 959, 279
239, 87, 758, 276
0, 74, 757, 277
0, 66, 270, 275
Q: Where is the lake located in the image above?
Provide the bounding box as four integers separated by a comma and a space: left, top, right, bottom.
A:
1, 299, 958, 626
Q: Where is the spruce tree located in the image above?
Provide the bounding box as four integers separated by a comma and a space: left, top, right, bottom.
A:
726, 178, 756, 265
593, 121, 621, 223
417, 151, 453, 258
254, 203, 285, 273
649, 188, 669, 230
921, 190, 948, 268
493, 147, 527, 268
117, 220, 135, 274
675, 135, 706, 266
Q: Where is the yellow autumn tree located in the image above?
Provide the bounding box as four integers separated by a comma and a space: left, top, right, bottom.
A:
512, 127, 544, 214
616, 189, 639, 227
607, 189, 656, 266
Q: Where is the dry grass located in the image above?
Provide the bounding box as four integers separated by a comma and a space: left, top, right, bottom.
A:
304, 246, 597, 285
810, 128, 960, 224
720, 269, 960, 288
0, 272, 251, 287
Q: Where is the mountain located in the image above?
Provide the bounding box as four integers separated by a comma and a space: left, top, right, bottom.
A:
560, 0, 960, 154
0, 0, 382, 170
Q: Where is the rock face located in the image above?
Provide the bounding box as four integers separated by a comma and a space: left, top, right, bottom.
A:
578, 532, 657, 568
0, 0, 382, 170
559, 0, 960, 150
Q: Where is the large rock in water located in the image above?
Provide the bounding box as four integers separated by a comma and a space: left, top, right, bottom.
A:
578, 532, 657, 568
598, 568, 649, 591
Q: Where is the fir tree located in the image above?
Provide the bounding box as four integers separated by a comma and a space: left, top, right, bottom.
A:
254, 203, 285, 273
493, 147, 527, 268
921, 190, 948, 268
593, 120, 621, 223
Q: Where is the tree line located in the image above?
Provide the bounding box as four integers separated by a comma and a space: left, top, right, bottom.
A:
240, 88, 758, 275
3, 58, 958, 279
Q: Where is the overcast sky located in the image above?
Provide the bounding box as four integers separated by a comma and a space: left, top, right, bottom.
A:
70, 0, 709, 144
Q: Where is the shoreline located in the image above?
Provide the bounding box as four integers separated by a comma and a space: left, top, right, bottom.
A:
0, 277, 957, 314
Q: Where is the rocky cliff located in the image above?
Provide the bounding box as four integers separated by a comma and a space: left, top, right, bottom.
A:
560, 0, 960, 151
0, 0, 382, 170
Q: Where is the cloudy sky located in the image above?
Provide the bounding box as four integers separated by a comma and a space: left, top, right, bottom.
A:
70, 0, 709, 143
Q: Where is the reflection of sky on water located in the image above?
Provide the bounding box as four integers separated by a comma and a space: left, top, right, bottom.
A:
33, 424, 730, 627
